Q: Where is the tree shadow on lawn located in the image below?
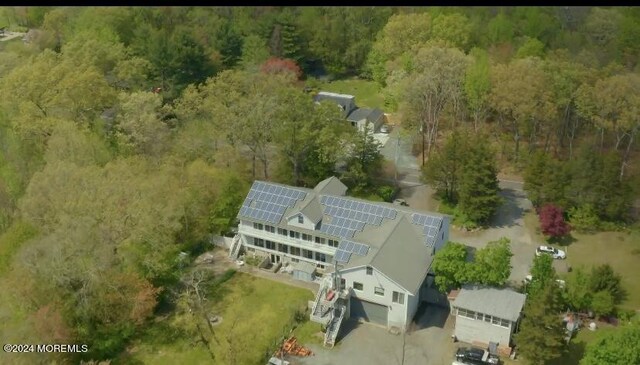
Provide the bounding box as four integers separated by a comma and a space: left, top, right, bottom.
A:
488, 188, 528, 229
547, 234, 578, 247
547, 337, 587, 365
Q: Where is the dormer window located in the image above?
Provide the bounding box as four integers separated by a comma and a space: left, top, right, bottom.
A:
298, 214, 304, 224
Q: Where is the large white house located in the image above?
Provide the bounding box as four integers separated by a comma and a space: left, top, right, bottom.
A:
233, 177, 450, 346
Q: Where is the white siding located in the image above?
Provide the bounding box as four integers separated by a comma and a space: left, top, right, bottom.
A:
286, 213, 316, 230
340, 266, 411, 330
454, 313, 514, 347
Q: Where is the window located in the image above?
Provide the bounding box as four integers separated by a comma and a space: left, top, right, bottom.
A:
339, 278, 346, 290
374, 287, 384, 296
318, 264, 325, 270
315, 237, 325, 244
366, 266, 373, 275
302, 233, 312, 242
475, 312, 484, 321
315, 252, 326, 262
303, 249, 313, 259
492, 316, 500, 325
265, 241, 276, 250
253, 223, 263, 230
265, 225, 275, 233
457, 308, 475, 319
328, 239, 339, 248
298, 215, 304, 224
353, 282, 363, 291
277, 228, 288, 236
484, 315, 492, 323
291, 258, 299, 263
500, 319, 510, 328
289, 230, 300, 239
290, 247, 301, 257
277, 243, 288, 253
253, 238, 264, 247
392, 291, 405, 305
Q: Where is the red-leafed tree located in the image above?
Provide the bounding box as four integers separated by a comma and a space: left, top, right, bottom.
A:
260, 57, 303, 79
539, 204, 571, 238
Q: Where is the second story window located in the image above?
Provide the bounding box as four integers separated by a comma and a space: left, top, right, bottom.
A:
265, 225, 275, 233
366, 266, 373, 275
315, 237, 325, 245
302, 233, 313, 242
253, 223, 263, 230
298, 215, 304, 224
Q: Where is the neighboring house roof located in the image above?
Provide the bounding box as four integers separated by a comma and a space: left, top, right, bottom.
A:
313, 91, 357, 117
346, 107, 384, 124
453, 286, 526, 322
314, 176, 348, 196
237, 177, 448, 295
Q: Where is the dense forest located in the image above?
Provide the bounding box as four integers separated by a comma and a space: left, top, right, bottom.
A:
0, 6, 638, 363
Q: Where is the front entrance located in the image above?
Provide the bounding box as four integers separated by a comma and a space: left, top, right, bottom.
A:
350, 298, 388, 326
270, 254, 281, 264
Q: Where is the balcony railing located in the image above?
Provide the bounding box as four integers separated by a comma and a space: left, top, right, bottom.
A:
239, 226, 337, 256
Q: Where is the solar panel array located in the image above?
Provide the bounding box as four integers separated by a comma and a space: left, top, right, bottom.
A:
238, 181, 307, 224
318, 195, 396, 241
334, 240, 371, 263
411, 213, 443, 246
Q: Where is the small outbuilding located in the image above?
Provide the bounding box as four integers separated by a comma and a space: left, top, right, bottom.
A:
452, 286, 526, 353
292, 261, 316, 282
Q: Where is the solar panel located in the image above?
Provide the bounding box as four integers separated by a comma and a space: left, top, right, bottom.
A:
334, 250, 352, 263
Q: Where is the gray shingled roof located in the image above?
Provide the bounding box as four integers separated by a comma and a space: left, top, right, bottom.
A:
313, 176, 348, 196
299, 197, 323, 224
453, 286, 526, 322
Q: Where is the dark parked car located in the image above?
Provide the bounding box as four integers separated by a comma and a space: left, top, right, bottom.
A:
455, 347, 499, 365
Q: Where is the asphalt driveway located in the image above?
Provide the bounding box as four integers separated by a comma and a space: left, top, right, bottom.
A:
295, 304, 455, 365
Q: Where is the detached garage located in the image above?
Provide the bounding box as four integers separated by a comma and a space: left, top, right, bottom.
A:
350, 297, 388, 326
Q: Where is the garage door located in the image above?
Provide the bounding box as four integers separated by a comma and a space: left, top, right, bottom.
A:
350, 298, 388, 326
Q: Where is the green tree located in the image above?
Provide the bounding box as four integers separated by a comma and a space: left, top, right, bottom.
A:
489, 57, 556, 163
485, 11, 514, 45
590, 264, 623, 304
564, 267, 593, 312
422, 130, 468, 203
240, 34, 270, 71
581, 321, 640, 365
523, 151, 570, 208
457, 141, 501, 226
514, 284, 565, 365
468, 237, 512, 286
431, 241, 469, 292
515, 37, 546, 59
400, 46, 469, 162
527, 254, 557, 297
590, 290, 615, 316
113, 91, 170, 157
464, 48, 491, 132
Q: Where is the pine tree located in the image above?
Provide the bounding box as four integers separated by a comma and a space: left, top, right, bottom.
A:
514, 284, 566, 365
457, 142, 501, 226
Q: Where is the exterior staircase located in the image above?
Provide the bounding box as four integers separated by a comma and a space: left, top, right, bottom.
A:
229, 234, 242, 260
324, 303, 346, 348
310, 279, 333, 325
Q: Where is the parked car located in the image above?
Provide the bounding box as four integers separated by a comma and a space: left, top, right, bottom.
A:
455, 347, 499, 365
393, 199, 409, 206
535, 245, 566, 259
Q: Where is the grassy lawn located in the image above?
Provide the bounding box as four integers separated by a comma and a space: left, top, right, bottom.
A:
525, 213, 640, 310
120, 272, 314, 365
316, 78, 385, 110
292, 319, 324, 346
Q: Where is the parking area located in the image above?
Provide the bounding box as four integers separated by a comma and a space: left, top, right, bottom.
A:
294, 304, 455, 365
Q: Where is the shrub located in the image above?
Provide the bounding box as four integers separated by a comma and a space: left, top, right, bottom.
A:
569, 204, 600, 232
539, 204, 571, 238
